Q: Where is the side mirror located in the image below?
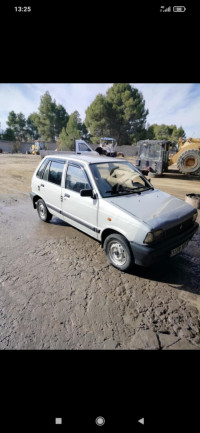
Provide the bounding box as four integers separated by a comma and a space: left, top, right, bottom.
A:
80, 189, 94, 198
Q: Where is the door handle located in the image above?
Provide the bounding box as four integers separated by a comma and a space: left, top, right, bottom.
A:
40, 184, 45, 187
64, 193, 70, 198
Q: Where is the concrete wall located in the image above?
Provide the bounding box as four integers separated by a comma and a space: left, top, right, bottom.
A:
0, 140, 138, 156
0, 140, 57, 153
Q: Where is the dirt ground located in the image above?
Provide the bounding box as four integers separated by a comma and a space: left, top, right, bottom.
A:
0, 153, 200, 350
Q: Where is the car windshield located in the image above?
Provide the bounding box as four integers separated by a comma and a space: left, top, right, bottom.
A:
90, 161, 153, 197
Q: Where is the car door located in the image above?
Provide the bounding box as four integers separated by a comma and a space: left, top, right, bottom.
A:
61, 162, 99, 239
39, 159, 65, 217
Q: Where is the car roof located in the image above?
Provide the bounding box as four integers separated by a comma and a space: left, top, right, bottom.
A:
43, 154, 124, 164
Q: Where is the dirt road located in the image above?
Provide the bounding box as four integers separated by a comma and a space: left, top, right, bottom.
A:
0, 154, 200, 349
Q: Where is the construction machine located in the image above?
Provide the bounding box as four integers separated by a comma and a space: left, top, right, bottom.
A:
135, 137, 200, 176
170, 137, 200, 175
28, 139, 48, 155
95, 137, 124, 157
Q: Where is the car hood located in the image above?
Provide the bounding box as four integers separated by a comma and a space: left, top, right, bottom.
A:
106, 189, 196, 230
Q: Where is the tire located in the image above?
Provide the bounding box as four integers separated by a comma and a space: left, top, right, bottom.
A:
103, 233, 133, 271
177, 149, 200, 174
36, 199, 52, 222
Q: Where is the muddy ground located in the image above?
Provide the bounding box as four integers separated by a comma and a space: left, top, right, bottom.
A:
0, 154, 200, 350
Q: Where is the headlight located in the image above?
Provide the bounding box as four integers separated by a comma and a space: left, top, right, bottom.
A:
144, 232, 154, 243
144, 229, 164, 244
192, 212, 198, 222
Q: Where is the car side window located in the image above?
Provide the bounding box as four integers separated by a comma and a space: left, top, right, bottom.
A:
48, 161, 64, 186
42, 160, 51, 181
65, 164, 90, 192
78, 143, 91, 151
36, 159, 49, 178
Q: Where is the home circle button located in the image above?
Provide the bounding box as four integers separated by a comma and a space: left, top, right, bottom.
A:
95, 416, 105, 426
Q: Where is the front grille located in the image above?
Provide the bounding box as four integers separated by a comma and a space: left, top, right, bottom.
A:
165, 217, 194, 239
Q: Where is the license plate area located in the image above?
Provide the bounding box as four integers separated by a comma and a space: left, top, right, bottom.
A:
170, 241, 189, 257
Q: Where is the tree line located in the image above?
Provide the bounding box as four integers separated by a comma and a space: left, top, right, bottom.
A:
1, 84, 186, 148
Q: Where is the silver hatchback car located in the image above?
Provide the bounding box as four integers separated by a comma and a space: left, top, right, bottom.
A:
30, 154, 199, 271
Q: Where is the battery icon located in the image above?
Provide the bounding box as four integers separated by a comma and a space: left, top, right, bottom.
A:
173, 6, 186, 12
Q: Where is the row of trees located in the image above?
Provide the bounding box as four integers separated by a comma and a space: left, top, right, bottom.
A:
1, 84, 186, 147
144, 123, 186, 142
2, 91, 89, 148
2, 92, 70, 142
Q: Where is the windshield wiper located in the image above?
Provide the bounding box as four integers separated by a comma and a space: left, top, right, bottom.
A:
127, 186, 154, 193
138, 186, 154, 191
105, 187, 141, 195
105, 185, 154, 195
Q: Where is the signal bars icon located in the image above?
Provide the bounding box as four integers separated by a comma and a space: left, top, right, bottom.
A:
160, 5, 171, 12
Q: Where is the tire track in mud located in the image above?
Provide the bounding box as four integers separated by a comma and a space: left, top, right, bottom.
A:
0, 197, 199, 350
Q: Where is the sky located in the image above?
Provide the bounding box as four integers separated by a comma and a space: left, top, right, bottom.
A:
0, 83, 200, 138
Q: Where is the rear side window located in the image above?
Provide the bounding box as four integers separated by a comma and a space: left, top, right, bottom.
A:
36, 159, 49, 178
48, 161, 64, 186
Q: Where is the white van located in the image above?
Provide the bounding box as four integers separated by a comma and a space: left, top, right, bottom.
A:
30, 154, 199, 271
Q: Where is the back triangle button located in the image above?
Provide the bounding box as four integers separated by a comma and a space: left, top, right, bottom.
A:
138, 418, 144, 425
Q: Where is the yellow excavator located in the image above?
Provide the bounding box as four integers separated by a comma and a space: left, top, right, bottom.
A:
135, 137, 200, 176
28, 139, 48, 155
169, 137, 200, 174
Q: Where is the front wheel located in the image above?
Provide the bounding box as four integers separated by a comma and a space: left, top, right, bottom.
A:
177, 149, 200, 174
36, 199, 52, 222
103, 233, 133, 271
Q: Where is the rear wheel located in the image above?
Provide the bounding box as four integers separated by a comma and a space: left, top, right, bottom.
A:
103, 233, 133, 271
177, 149, 200, 174
36, 199, 52, 222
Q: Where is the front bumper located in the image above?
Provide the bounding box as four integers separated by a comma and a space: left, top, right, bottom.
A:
130, 222, 199, 267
